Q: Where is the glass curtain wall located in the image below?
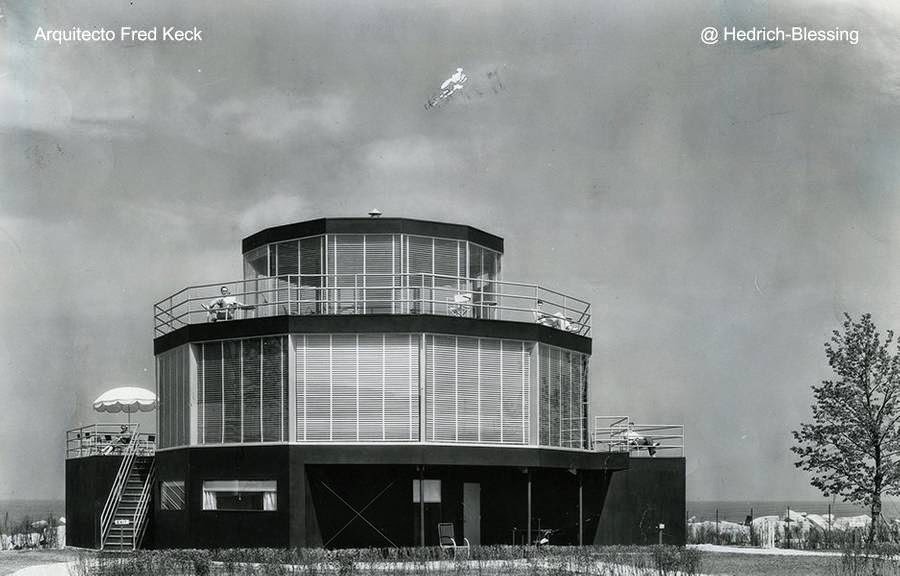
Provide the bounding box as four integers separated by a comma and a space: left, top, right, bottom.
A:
406, 235, 500, 317
198, 336, 289, 445
325, 235, 400, 314
425, 335, 530, 445
537, 344, 589, 449
295, 333, 420, 442
242, 246, 268, 316
244, 234, 500, 317
157, 345, 190, 449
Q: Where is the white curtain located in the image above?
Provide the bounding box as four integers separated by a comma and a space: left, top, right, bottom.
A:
263, 491, 277, 511
202, 490, 217, 510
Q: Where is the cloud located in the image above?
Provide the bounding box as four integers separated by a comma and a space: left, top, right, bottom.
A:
0, 30, 156, 137
363, 136, 463, 172
237, 190, 309, 234
210, 91, 351, 143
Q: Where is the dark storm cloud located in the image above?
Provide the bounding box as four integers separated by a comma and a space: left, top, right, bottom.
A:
0, 0, 898, 501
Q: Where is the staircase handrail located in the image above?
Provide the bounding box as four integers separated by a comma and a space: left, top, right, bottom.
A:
132, 458, 156, 550
99, 422, 140, 549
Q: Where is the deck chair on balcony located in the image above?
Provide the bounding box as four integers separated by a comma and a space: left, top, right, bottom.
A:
438, 523, 470, 558
447, 292, 473, 317
531, 300, 559, 328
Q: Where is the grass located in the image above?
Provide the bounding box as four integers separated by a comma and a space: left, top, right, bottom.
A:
0, 549, 81, 576
701, 552, 837, 576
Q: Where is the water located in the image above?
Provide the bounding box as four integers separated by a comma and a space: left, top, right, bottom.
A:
686, 500, 900, 522
0, 500, 65, 532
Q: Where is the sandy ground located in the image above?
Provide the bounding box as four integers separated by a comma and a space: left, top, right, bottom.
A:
0, 550, 79, 576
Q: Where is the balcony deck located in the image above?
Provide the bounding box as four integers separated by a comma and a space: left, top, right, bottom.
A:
66, 424, 156, 459
591, 416, 684, 458
154, 273, 591, 337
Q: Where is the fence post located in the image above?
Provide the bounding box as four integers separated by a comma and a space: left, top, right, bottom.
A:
786, 506, 791, 549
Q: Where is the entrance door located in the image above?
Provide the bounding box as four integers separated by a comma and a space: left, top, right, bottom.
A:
463, 482, 481, 545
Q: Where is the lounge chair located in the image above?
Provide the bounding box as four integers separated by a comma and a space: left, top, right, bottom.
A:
438, 522, 470, 558
448, 292, 473, 317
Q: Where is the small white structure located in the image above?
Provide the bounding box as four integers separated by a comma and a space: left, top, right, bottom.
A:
751, 515, 781, 548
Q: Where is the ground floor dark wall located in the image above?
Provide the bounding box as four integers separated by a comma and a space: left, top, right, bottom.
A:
93, 447, 683, 549
153, 445, 292, 549
594, 457, 686, 546
65, 456, 123, 549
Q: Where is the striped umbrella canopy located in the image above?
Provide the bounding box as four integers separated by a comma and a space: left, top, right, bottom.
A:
93, 387, 157, 423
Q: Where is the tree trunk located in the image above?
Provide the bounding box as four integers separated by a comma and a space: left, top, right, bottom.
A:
869, 496, 882, 545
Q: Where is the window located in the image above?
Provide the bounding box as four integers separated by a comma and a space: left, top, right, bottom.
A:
157, 345, 189, 449
538, 344, 588, 449
199, 337, 288, 445
296, 333, 420, 442
243, 246, 268, 280
412, 479, 441, 503
202, 480, 277, 511
425, 335, 530, 445
160, 481, 185, 511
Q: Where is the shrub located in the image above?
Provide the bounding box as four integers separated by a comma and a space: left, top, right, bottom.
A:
74, 544, 704, 576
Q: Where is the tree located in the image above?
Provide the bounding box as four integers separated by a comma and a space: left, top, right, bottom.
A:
792, 313, 900, 544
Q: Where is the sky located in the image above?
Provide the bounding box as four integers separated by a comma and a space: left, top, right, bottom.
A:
0, 0, 898, 503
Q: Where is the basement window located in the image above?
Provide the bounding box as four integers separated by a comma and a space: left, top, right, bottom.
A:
202, 480, 277, 511
160, 480, 185, 511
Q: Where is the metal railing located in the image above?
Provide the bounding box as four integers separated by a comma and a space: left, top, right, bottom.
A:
132, 458, 156, 550
65, 423, 156, 459
591, 416, 684, 457
99, 423, 140, 550
153, 273, 591, 337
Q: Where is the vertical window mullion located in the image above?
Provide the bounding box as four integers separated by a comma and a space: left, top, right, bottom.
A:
356, 334, 360, 442
477, 339, 481, 443
454, 336, 458, 442
362, 236, 367, 314
558, 347, 562, 445
220, 341, 225, 444
200, 345, 205, 445
522, 342, 527, 445
259, 339, 264, 442
329, 334, 334, 441
301, 336, 307, 441
570, 352, 575, 447
280, 336, 285, 442
500, 340, 506, 444
431, 335, 435, 442
408, 334, 413, 441
240, 340, 244, 443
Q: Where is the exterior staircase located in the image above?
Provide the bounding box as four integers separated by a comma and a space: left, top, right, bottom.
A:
99, 423, 157, 551
102, 456, 155, 551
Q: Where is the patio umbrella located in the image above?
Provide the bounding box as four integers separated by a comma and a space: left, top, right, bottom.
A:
93, 386, 157, 423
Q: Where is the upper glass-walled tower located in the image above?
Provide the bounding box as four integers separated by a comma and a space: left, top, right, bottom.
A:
242, 229, 500, 317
